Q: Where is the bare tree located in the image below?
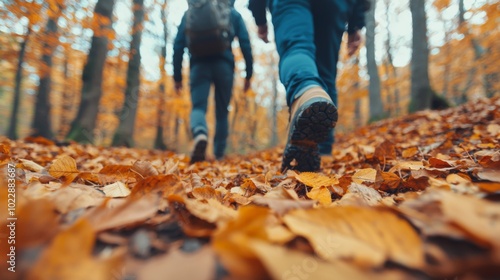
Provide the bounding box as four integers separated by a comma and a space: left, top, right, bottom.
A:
409, 0, 433, 112
7, 25, 31, 140
366, 0, 384, 121
112, 0, 145, 147
66, 0, 116, 143
154, 0, 168, 150
31, 3, 64, 139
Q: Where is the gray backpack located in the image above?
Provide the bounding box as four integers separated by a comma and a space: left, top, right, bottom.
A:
185, 0, 232, 57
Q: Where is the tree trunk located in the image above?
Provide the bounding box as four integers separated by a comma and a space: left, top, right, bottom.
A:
112, 0, 145, 147
32, 6, 63, 139
58, 52, 74, 139
154, 0, 168, 150
66, 0, 116, 143
8, 25, 31, 140
383, 0, 400, 116
409, 0, 433, 112
365, 0, 384, 121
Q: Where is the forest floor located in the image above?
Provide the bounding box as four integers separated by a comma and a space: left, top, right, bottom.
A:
1, 97, 500, 280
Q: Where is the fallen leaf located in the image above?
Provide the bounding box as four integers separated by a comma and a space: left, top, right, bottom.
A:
48, 155, 79, 184
102, 181, 131, 198
283, 207, 425, 268
137, 247, 215, 280
306, 186, 331, 206
131, 160, 159, 179
352, 168, 378, 184
476, 168, 500, 183
402, 147, 419, 158
84, 194, 160, 231
295, 172, 339, 188
28, 219, 123, 280
19, 159, 44, 172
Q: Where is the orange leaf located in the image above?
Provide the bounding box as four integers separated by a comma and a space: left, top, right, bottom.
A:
295, 172, 339, 188
306, 186, 331, 206
48, 155, 79, 184
28, 219, 123, 280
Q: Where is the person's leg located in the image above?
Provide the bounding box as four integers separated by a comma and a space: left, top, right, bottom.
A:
189, 62, 212, 163
212, 60, 234, 159
311, 0, 348, 155
272, 0, 338, 172
272, 0, 326, 106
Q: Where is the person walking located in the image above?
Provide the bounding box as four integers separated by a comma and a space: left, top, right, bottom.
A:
249, 0, 369, 172
173, 0, 253, 163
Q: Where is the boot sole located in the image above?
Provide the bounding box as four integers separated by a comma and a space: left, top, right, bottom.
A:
190, 139, 207, 164
282, 99, 338, 172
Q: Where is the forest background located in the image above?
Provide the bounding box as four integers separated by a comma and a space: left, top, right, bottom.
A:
0, 0, 498, 156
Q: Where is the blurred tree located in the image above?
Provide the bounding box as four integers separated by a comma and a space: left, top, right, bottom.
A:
66, 0, 116, 143
409, 0, 433, 112
31, 0, 65, 139
154, 0, 168, 150
365, 0, 384, 121
112, 0, 145, 147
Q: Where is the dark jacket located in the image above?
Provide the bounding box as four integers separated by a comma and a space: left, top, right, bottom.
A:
248, 0, 369, 34
173, 5, 253, 83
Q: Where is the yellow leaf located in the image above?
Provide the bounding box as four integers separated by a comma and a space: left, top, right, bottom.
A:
352, 168, 378, 184
283, 207, 425, 268
402, 147, 419, 158
102, 181, 131, 198
48, 155, 79, 184
307, 186, 331, 206
295, 172, 339, 188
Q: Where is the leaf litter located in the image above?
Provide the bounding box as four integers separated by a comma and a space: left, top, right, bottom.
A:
1, 97, 500, 279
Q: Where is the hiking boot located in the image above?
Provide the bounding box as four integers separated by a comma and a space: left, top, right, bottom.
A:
190, 134, 207, 164
282, 87, 338, 172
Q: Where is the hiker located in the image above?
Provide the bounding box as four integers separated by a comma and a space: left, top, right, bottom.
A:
248, 0, 369, 172
173, 0, 253, 163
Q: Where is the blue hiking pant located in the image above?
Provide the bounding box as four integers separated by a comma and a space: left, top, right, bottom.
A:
189, 59, 234, 158
272, 0, 347, 154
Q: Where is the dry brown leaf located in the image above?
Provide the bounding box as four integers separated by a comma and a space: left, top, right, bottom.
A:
475, 182, 500, 193
250, 240, 408, 280
169, 195, 237, 224
131, 160, 159, 179
476, 168, 500, 183
192, 186, 220, 201
429, 157, 453, 168
374, 140, 397, 161
19, 159, 44, 172
343, 183, 383, 206
212, 206, 277, 279
98, 165, 136, 185
17, 199, 59, 250
388, 161, 424, 173
295, 172, 339, 188
132, 174, 181, 197
28, 219, 123, 280
137, 247, 215, 280
84, 194, 160, 231
283, 207, 425, 268
380, 172, 402, 191
48, 155, 79, 184
352, 168, 378, 184
102, 181, 131, 198
249, 175, 272, 192
306, 186, 331, 206
402, 147, 419, 158
251, 196, 316, 215
48, 184, 105, 214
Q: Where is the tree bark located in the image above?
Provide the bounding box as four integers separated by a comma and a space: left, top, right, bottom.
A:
8, 25, 31, 140
383, 0, 400, 116
112, 0, 145, 147
409, 0, 433, 112
154, 0, 168, 150
365, 0, 384, 121
31, 5, 63, 139
66, 0, 116, 143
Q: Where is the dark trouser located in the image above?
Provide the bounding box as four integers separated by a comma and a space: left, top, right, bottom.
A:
189, 59, 234, 158
272, 0, 349, 154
